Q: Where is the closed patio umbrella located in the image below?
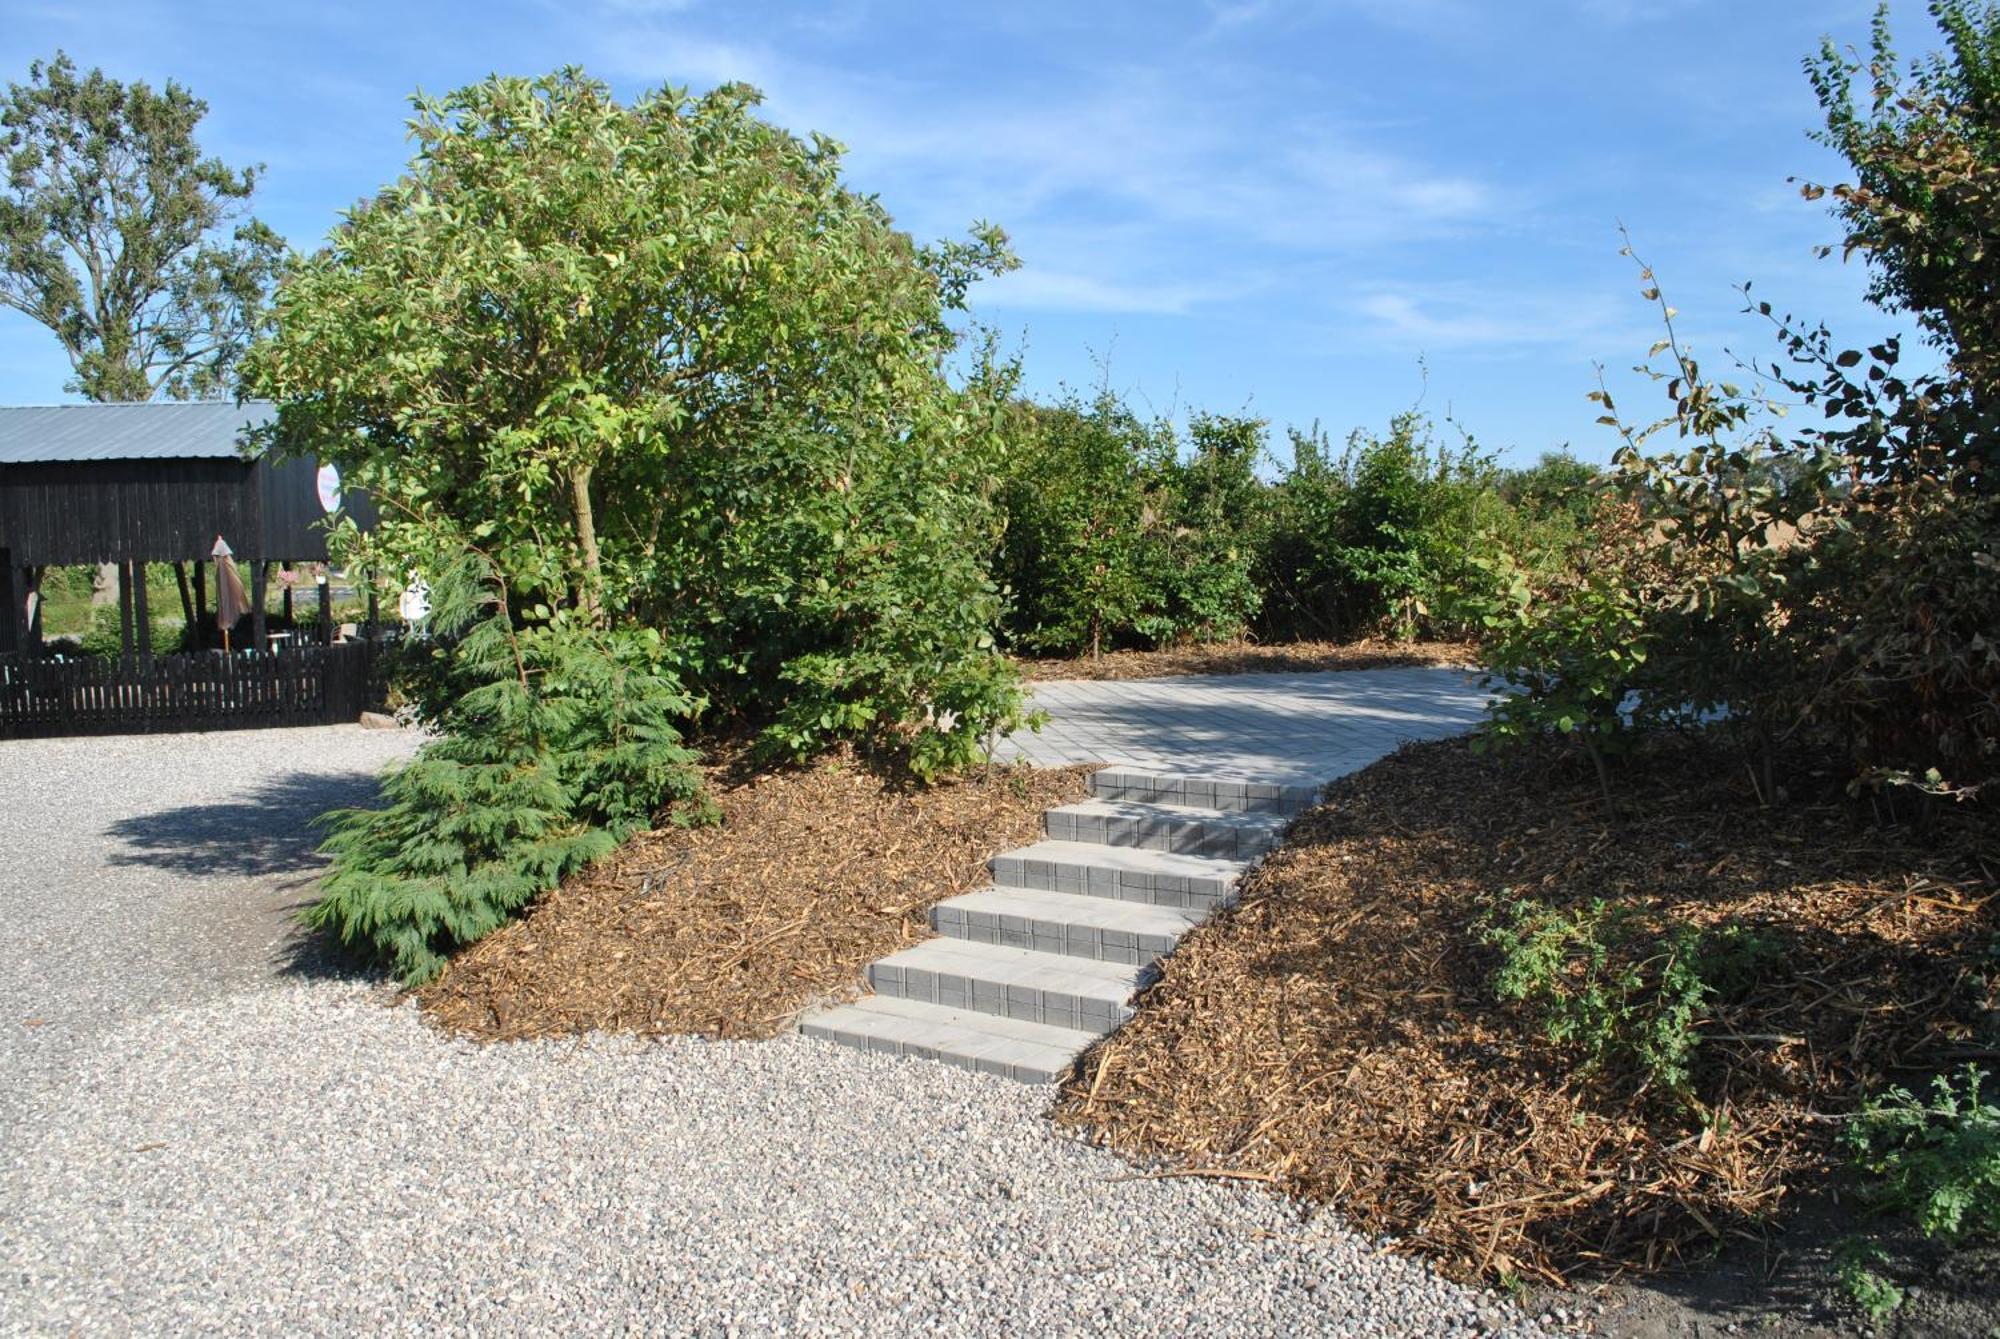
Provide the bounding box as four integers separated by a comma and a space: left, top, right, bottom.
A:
211, 535, 250, 652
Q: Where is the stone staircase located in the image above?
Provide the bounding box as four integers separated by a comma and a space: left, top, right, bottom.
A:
799, 766, 1317, 1082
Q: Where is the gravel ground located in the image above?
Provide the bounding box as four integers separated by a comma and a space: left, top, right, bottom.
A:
0, 727, 1549, 1337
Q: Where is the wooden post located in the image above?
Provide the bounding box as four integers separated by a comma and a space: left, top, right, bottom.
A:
319, 570, 333, 645
131, 561, 153, 661
281, 561, 294, 628
0, 558, 19, 655
173, 562, 195, 639
192, 561, 209, 651
117, 559, 136, 663
250, 561, 268, 653
365, 579, 379, 642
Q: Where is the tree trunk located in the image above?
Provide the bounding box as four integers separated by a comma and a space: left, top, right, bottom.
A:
1584, 736, 1615, 813
571, 463, 605, 624
251, 561, 268, 652
173, 562, 195, 636
131, 561, 152, 661
116, 561, 135, 663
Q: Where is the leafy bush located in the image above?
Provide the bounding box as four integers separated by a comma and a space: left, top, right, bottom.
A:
996, 394, 1595, 661
1484, 897, 1715, 1099
1835, 1237, 1907, 1322
1257, 412, 1535, 643
1498, 451, 1601, 530
1843, 1065, 2000, 1243
74, 595, 195, 658
1805, 0, 2000, 397
1459, 509, 1652, 801
994, 394, 1153, 657
1474, 263, 1996, 801
1484, 898, 1784, 1102
1464, 4, 2000, 802
308, 554, 707, 984
995, 394, 1263, 656
250, 69, 1028, 776
1132, 413, 1264, 646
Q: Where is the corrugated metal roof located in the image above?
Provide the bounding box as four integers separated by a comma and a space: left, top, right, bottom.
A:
0, 400, 277, 465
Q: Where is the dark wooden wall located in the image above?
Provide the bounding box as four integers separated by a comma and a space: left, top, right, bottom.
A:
258, 455, 379, 559
0, 548, 16, 654
0, 456, 373, 566
0, 458, 255, 564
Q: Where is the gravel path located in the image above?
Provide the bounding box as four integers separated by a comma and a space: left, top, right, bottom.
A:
0, 727, 1547, 1337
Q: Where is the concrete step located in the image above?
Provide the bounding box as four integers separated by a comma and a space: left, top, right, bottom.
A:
1044, 797, 1288, 859
932, 886, 1201, 965
1088, 765, 1320, 817
866, 938, 1143, 1034
799, 995, 1091, 1084
990, 839, 1248, 911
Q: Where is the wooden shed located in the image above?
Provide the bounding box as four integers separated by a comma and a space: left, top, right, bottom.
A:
0, 400, 375, 656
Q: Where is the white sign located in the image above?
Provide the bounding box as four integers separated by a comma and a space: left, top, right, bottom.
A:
398, 576, 431, 625
315, 462, 342, 514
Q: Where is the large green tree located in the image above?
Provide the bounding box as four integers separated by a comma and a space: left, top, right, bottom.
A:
1806, 0, 2000, 399
0, 52, 283, 401
252, 69, 1027, 776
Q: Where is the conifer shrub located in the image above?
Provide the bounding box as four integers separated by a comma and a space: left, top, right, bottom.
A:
308, 554, 706, 985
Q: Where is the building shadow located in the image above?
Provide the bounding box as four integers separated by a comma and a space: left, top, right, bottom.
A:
103, 767, 398, 982
103, 768, 385, 879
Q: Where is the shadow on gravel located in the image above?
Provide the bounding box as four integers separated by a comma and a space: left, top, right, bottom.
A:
273, 919, 393, 984
103, 769, 386, 878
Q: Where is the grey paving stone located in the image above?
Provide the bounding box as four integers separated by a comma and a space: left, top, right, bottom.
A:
933, 887, 1201, 965
800, 997, 1089, 1083
802, 666, 1489, 1084
991, 839, 1246, 909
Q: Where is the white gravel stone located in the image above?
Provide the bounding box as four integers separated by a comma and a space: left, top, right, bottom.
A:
0, 727, 1546, 1337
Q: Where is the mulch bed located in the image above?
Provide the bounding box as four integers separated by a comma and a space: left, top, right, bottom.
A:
420, 752, 1093, 1041
1052, 736, 1998, 1287
1013, 638, 1475, 682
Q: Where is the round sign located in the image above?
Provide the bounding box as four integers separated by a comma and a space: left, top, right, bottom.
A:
315, 462, 342, 514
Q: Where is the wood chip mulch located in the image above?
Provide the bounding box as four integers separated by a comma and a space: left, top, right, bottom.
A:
419, 753, 1093, 1042
1052, 736, 1998, 1287
1013, 638, 1476, 682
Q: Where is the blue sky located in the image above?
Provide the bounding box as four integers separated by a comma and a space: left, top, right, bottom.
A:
0, 0, 1948, 463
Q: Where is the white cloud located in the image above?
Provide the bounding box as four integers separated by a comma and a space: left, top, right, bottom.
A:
728, 60, 1502, 246
1350, 283, 1646, 355
973, 268, 1257, 316
580, 10, 1514, 317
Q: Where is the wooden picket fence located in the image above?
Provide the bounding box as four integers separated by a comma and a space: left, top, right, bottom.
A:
0, 642, 376, 738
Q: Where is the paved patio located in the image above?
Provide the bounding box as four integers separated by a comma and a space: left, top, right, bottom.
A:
996, 665, 1491, 787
